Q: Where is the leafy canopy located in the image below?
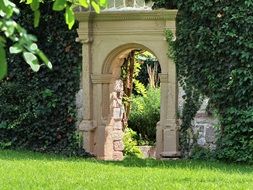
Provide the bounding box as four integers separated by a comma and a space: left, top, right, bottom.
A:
0, 0, 107, 80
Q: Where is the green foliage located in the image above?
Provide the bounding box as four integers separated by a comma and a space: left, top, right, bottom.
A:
123, 128, 143, 158
216, 107, 253, 163
0, 0, 106, 80
190, 145, 215, 161
165, 29, 175, 59
134, 79, 147, 97
0, 44, 7, 79
165, 29, 203, 156
128, 87, 160, 144
0, 0, 52, 80
152, 0, 177, 9
22, 0, 107, 28
0, 2, 84, 156
179, 88, 203, 157
132, 59, 147, 96
175, 0, 253, 163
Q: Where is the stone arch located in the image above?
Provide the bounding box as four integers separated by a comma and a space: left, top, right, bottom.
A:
76, 9, 180, 160
102, 43, 162, 74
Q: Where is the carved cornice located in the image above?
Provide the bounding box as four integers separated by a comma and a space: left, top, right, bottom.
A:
75, 10, 177, 22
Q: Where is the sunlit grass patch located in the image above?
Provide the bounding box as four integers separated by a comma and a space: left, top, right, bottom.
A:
0, 150, 252, 190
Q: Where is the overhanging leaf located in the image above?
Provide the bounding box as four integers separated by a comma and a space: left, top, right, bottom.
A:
9, 44, 22, 54
79, 0, 88, 8
30, 0, 40, 11
0, 46, 7, 80
65, 6, 75, 29
91, 1, 100, 13
23, 52, 40, 72
53, 0, 66, 11
38, 50, 52, 69
34, 10, 40, 28
99, 0, 107, 7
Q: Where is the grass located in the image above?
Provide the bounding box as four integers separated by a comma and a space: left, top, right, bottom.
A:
0, 150, 252, 190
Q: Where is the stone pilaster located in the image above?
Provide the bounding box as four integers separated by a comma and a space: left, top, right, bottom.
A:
157, 74, 180, 159
77, 19, 95, 154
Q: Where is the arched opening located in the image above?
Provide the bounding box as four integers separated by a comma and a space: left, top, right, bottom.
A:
102, 44, 162, 158
102, 44, 162, 159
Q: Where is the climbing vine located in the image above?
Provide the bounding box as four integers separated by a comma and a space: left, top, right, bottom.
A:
174, 0, 253, 163
152, 0, 177, 9
165, 29, 203, 157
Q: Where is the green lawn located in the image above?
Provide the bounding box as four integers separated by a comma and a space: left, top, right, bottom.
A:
0, 150, 252, 190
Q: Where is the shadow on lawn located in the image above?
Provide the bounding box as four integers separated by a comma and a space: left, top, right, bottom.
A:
0, 149, 252, 174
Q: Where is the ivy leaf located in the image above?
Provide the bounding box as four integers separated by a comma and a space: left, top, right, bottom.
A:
23, 52, 40, 72
0, 46, 7, 80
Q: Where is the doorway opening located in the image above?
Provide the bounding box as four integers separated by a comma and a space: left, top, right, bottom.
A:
118, 49, 161, 158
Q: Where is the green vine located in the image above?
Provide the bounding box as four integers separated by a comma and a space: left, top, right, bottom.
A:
174, 0, 253, 163
165, 29, 203, 157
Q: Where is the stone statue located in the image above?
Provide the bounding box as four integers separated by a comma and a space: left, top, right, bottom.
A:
112, 79, 124, 117
112, 79, 127, 127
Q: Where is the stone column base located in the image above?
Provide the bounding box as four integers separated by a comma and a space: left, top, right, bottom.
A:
160, 151, 181, 158
156, 121, 181, 159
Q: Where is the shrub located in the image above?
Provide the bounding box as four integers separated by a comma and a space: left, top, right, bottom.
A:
128, 87, 160, 144
0, 3, 83, 156
175, 0, 253, 163
123, 128, 143, 158
190, 145, 215, 161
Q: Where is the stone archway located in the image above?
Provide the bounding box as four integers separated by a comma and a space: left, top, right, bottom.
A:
76, 9, 180, 160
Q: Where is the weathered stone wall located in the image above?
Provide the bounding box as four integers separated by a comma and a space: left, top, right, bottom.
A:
193, 102, 217, 150
178, 86, 218, 150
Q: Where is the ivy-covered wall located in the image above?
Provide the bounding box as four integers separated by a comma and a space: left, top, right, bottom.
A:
152, 0, 177, 9
0, 3, 84, 156
175, 0, 253, 163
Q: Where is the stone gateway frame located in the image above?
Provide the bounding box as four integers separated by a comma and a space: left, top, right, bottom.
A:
76, 10, 180, 160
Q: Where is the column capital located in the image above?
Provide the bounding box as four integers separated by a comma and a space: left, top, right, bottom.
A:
76, 36, 93, 44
